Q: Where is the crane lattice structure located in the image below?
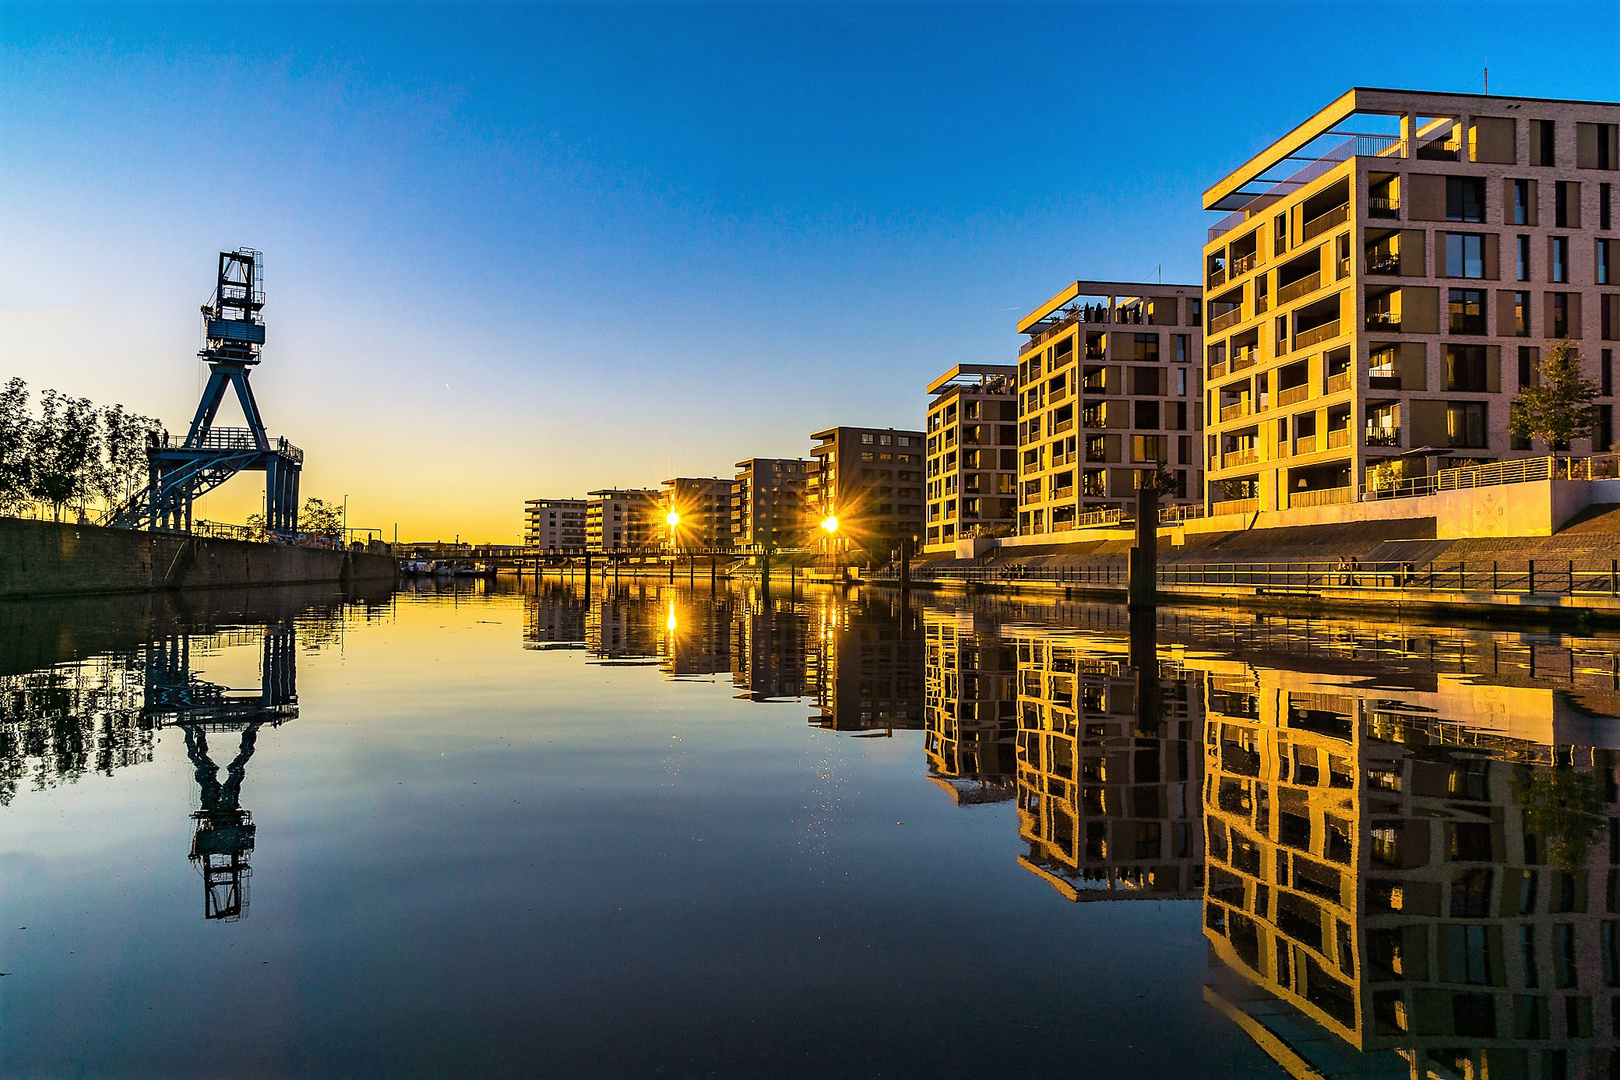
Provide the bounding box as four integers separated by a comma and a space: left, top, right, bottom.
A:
104, 249, 303, 536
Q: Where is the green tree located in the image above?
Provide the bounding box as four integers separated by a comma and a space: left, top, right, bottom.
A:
1509, 340, 1600, 454
1513, 765, 1605, 873
300, 496, 343, 538
0, 378, 33, 516
28, 390, 102, 520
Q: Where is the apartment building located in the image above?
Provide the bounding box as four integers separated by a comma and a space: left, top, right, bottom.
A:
1016, 280, 1204, 535
807, 426, 925, 565
660, 477, 731, 552
922, 611, 1016, 805
809, 593, 923, 733
730, 457, 813, 551
1202, 88, 1620, 514
523, 498, 587, 553
923, 365, 1018, 550
585, 488, 659, 554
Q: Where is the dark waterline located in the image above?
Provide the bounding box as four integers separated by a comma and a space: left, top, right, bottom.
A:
3, 579, 1618, 1078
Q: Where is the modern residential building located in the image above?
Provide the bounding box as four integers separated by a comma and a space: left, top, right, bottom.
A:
585, 488, 660, 555
809, 593, 923, 733
806, 425, 926, 566
1201, 88, 1620, 515
730, 457, 813, 551
922, 611, 1016, 805
1015, 280, 1204, 535
659, 477, 731, 552
924, 365, 1018, 550
523, 498, 587, 553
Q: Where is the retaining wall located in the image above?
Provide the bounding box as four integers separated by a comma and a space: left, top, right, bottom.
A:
0, 518, 396, 599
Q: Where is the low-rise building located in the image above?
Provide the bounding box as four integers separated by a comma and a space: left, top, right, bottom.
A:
660, 477, 731, 552
807, 425, 926, 566
731, 457, 813, 551
1016, 280, 1205, 534
924, 364, 1018, 550
523, 498, 586, 553
585, 488, 660, 555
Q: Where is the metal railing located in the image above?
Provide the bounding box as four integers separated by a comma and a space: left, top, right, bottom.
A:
1287, 486, 1353, 509
1210, 307, 1243, 333
1368, 197, 1400, 218
1219, 401, 1250, 422
1277, 384, 1311, 407
1294, 320, 1341, 350
1365, 453, 1620, 501
1301, 203, 1350, 242
1211, 498, 1259, 515
1325, 371, 1351, 396
1159, 503, 1206, 525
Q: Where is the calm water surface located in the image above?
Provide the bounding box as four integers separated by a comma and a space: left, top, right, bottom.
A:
4, 580, 1620, 1078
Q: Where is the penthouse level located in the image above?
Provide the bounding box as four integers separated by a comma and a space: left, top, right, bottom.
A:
1016, 280, 1204, 535
1202, 87, 1620, 516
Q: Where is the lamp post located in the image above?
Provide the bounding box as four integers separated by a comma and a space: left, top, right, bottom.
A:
821, 513, 840, 584
666, 509, 680, 583
342, 494, 349, 547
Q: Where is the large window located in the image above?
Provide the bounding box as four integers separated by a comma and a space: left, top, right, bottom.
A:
1512, 178, 1532, 224
1446, 176, 1486, 222
1552, 236, 1569, 283
1447, 402, 1488, 448
1446, 233, 1485, 278
1513, 291, 1531, 337
1446, 346, 1490, 391
1449, 289, 1487, 334
1518, 235, 1531, 281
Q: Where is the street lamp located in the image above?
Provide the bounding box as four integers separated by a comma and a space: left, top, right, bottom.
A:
821, 513, 840, 583
342, 493, 350, 546
666, 509, 680, 582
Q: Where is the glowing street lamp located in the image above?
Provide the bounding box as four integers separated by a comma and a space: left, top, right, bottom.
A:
821, 513, 841, 583
666, 508, 681, 581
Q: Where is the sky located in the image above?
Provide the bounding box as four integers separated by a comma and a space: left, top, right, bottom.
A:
2, 1, 1617, 543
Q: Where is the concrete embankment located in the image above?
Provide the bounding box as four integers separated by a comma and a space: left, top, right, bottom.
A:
0, 517, 396, 600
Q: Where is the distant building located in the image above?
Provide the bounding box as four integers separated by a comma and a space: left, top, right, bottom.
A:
585, 488, 660, 554
523, 498, 586, 553
924, 364, 1018, 550
807, 425, 926, 566
1016, 280, 1204, 533
731, 457, 813, 551
660, 477, 732, 552
1202, 88, 1620, 515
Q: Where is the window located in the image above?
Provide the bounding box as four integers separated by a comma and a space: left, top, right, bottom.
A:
1447, 346, 1490, 391
1605, 349, 1614, 396
1449, 289, 1487, 334
879, 434, 892, 446
1514, 292, 1531, 336
1519, 346, 1536, 388
1446, 176, 1486, 222
1447, 402, 1488, 447
1176, 368, 1189, 396
1174, 335, 1189, 364
1134, 401, 1160, 429
1273, 213, 1288, 256
1553, 293, 1571, 338
1518, 235, 1531, 281
1556, 181, 1575, 227
1131, 435, 1166, 464
1133, 334, 1160, 362
1512, 178, 1532, 224
1603, 183, 1613, 230
1189, 299, 1202, 322
1552, 237, 1570, 282
1537, 119, 1556, 166
1447, 233, 1486, 278
860, 433, 873, 444
1600, 239, 1613, 285
1449, 924, 1492, 985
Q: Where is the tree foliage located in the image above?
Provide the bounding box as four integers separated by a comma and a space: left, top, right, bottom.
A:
1513, 765, 1605, 873
300, 497, 343, 538
0, 379, 161, 521
0, 378, 33, 515
28, 391, 102, 519
1509, 340, 1600, 453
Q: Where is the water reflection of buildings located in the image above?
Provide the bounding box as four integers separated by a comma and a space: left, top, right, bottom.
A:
1197, 658, 1620, 1079
524, 582, 586, 649
810, 594, 923, 734
1007, 626, 1205, 902
730, 595, 811, 703
923, 611, 1016, 805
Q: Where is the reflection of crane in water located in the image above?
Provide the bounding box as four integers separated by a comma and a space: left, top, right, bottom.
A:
141, 622, 297, 921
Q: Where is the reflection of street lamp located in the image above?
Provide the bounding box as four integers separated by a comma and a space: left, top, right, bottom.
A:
821, 513, 840, 582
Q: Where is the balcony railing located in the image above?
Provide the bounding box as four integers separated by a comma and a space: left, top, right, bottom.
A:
1327, 427, 1352, 448
1366, 252, 1400, 275
1231, 348, 1259, 372
1325, 371, 1351, 396
1294, 435, 1317, 455
1219, 401, 1250, 422
1209, 360, 1229, 379
1366, 311, 1401, 331
1277, 384, 1311, 407
1301, 203, 1350, 241
1288, 486, 1353, 509
1294, 320, 1341, 350
1211, 498, 1260, 516
1230, 252, 1257, 275
1277, 271, 1322, 306
1210, 307, 1243, 333
1365, 426, 1401, 447
1224, 447, 1259, 467
1368, 197, 1400, 219
1208, 266, 1227, 289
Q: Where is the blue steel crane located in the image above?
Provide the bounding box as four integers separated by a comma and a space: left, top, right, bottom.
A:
105, 249, 303, 536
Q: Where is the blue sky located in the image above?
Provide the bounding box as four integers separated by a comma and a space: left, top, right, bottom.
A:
2, 1, 1616, 540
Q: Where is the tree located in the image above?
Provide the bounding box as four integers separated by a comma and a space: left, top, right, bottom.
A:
28, 390, 102, 520
0, 378, 33, 516
1509, 340, 1600, 454
97, 404, 160, 507
1513, 765, 1605, 873
300, 497, 343, 538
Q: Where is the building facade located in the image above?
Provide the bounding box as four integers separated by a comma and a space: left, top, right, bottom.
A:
585, 488, 660, 555
523, 498, 587, 553
1015, 280, 1204, 535
660, 477, 731, 552
1202, 88, 1620, 515
806, 426, 926, 565
730, 457, 813, 551
924, 364, 1018, 550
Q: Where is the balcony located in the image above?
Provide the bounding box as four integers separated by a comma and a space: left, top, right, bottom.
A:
1365, 251, 1400, 276
1325, 371, 1351, 396
1211, 497, 1260, 515
1327, 427, 1351, 449
1365, 426, 1401, 447
1231, 252, 1257, 276
1219, 401, 1250, 422
1277, 271, 1322, 306
1231, 347, 1259, 372
1052, 417, 1074, 436
1210, 307, 1243, 333
1294, 435, 1317, 455
1368, 196, 1400, 219
1366, 311, 1401, 332
1288, 486, 1353, 509
1301, 203, 1349, 241
1294, 320, 1341, 350
1224, 448, 1259, 468
1207, 265, 1227, 289
1209, 360, 1229, 379
1278, 383, 1311, 407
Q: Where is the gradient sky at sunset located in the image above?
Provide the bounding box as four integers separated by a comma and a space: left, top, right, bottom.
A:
3, 1, 1616, 542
